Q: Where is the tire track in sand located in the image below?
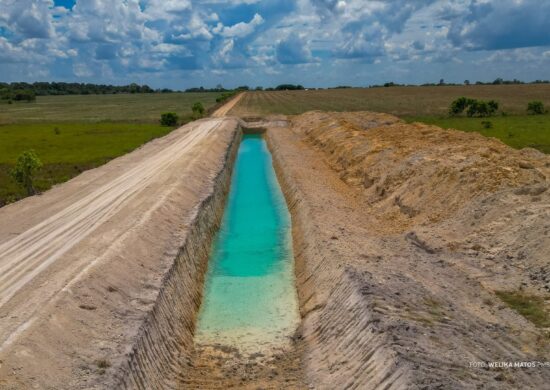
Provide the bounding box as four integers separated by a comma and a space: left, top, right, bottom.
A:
0, 119, 223, 314
211, 93, 244, 117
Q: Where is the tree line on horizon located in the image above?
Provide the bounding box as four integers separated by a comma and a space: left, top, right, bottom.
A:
2, 78, 548, 103
0, 82, 174, 103
376, 78, 550, 88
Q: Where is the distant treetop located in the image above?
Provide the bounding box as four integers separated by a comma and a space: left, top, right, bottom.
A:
0, 82, 170, 99
275, 84, 305, 91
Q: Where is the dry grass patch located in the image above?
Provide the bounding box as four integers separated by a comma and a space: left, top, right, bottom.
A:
496, 291, 550, 328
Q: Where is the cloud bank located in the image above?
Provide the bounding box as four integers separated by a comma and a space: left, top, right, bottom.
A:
0, 0, 548, 87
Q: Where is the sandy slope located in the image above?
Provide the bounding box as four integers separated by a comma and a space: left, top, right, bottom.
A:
0, 117, 239, 389
267, 111, 550, 389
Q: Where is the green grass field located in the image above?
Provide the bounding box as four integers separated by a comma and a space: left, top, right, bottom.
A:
405, 115, 550, 154
230, 85, 550, 154
231, 85, 550, 117
0, 122, 174, 205
0, 93, 222, 205
0, 92, 220, 124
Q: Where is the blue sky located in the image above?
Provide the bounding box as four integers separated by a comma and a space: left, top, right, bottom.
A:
0, 0, 549, 89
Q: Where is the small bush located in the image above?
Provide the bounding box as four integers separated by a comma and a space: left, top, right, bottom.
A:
449, 97, 469, 115
13, 89, 36, 102
467, 100, 488, 117
487, 100, 499, 114
10, 150, 42, 196
160, 112, 178, 126
450, 97, 499, 117
481, 121, 493, 129
191, 102, 205, 119
527, 100, 545, 115
216, 91, 236, 103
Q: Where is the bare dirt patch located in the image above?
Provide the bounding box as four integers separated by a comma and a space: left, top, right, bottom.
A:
267, 111, 550, 388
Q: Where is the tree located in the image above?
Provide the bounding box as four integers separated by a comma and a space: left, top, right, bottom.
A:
275, 84, 305, 90
13, 89, 36, 102
527, 101, 545, 115
10, 150, 42, 196
192, 102, 205, 118
160, 112, 179, 126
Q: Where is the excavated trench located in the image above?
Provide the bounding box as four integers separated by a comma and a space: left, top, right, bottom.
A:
121, 122, 396, 389
116, 115, 550, 389
194, 132, 300, 349
120, 125, 307, 389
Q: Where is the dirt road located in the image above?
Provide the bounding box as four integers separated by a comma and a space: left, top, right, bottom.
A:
0, 115, 240, 388
211, 93, 244, 117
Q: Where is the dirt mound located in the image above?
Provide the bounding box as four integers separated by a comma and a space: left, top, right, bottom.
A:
268, 112, 550, 388
291, 111, 549, 233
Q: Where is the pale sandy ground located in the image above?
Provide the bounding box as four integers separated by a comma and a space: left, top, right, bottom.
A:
0, 116, 239, 389
265, 111, 550, 389
211, 93, 244, 118
2, 96, 549, 389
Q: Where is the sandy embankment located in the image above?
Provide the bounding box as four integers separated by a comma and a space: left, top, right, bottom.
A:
0, 118, 240, 389
267, 111, 549, 389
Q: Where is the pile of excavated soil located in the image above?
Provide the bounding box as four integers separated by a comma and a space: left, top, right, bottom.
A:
290, 112, 550, 293
292, 111, 548, 233
267, 111, 550, 389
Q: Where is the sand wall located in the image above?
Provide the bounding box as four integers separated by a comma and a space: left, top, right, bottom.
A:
119, 128, 241, 389
266, 129, 412, 389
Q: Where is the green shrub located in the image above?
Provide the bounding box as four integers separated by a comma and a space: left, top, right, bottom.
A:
487, 100, 499, 114
191, 102, 205, 119
160, 112, 179, 126
216, 91, 236, 103
527, 101, 545, 115
449, 97, 474, 115
481, 120, 493, 129
13, 89, 36, 102
450, 97, 499, 117
449, 97, 467, 115
10, 150, 42, 196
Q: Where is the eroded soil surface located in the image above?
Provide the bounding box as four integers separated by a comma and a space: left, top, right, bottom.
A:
1, 108, 548, 389
266, 111, 550, 389
0, 117, 240, 389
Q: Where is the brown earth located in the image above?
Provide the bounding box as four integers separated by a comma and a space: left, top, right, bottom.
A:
266, 111, 550, 389
0, 117, 241, 389
1, 107, 549, 389
211, 93, 244, 118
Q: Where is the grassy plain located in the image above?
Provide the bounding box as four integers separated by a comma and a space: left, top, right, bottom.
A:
231, 85, 550, 117
230, 85, 550, 153
0, 93, 221, 204
0, 92, 220, 124
406, 115, 550, 154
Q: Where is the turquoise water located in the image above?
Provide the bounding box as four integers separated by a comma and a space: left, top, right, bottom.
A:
195, 134, 299, 350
